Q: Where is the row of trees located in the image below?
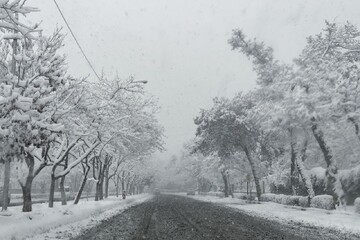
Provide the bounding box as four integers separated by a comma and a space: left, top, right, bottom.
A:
179, 21, 360, 205
0, 1, 163, 212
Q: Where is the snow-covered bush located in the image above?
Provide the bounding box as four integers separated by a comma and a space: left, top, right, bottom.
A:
338, 166, 360, 205
267, 165, 292, 195
299, 196, 310, 208
273, 194, 284, 204
261, 193, 302, 206
206, 192, 216, 197
289, 196, 301, 206
247, 194, 256, 201
267, 167, 328, 197
269, 183, 292, 195
232, 193, 256, 201
309, 167, 327, 196
205, 192, 225, 198
233, 193, 247, 200
310, 195, 335, 210
280, 195, 292, 205
216, 192, 225, 198
260, 193, 276, 202
355, 198, 360, 214
276, 195, 299, 206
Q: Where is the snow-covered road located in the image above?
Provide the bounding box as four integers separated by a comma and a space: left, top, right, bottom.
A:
188, 194, 360, 236
0, 194, 152, 240
73, 194, 358, 240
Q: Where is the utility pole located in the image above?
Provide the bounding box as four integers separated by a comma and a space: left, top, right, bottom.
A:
1, 12, 20, 212
11, 35, 18, 75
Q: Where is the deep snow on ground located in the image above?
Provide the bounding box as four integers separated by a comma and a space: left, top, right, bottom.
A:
0, 194, 152, 240
186, 194, 360, 236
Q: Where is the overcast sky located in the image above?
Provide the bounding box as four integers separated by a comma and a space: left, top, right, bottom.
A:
29, 0, 360, 160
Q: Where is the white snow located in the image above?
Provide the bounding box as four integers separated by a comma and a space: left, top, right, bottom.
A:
310, 195, 335, 210
0, 194, 152, 240
14, 52, 31, 62
1, 33, 23, 40
309, 166, 326, 179
15, 96, 33, 111
0, 95, 7, 104
12, 112, 30, 122
188, 194, 360, 235
355, 197, 360, 214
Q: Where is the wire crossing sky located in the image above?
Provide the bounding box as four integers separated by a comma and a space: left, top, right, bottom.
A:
52, 0, 102, 82
30, 0, 360, 161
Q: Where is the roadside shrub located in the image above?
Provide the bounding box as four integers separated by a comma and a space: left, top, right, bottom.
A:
338, 166, 360, 205
310, 195, 335, 210
233, 193, 247, 200
209, 192, 215, 196
247, 194, 256, 201
309, 167, 327, 196
233, 193, 256, 201
205, 192, 225, 198
289, 196, 301, 206
260, 193, 276, 202
269, 183, 293, 195
299, 196, 310, 208
260, 193, 307, 207
355, 197, 360, 214
277, 195, 300, 206
280, 195, 292, 205
215, 192, 225, 198
273, 194, 284, 204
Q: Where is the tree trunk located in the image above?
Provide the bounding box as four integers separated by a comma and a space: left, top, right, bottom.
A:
74, 164, 90, 204
198, 178, 202, 193
95, 182, 100, 201
244, 147, 262, 201
296, 157, 315, 199
311, 120, 338, 202
20, 152, 47, 212
121, 179, 125, 192
98, 168, 105, 200
290, 131, 314, 201
60, 175, 67, 205
290, 137, 297, 195
2, 158, 11, 211
99, 182, 104, 200
48, 174, 56, 208
105, 175, 109, 198
21, 154, 36, 212
21, 176, 33, 212
126, 182, 130, 194
227, 173, 233, 197
116, 175, 120, 197
348, 117, 360, 142
130, 181, 135, 195
301, 139, 308, 162
220, 170, 229, 197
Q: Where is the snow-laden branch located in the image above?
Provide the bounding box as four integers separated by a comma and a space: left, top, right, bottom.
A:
56, 141, 100, 177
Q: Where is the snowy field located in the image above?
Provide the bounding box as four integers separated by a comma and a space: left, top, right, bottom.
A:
186, 194, 360, 236
0, 194, 153, 240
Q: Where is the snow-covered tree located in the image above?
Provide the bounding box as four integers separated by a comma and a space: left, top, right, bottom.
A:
193, 95, 264, 199
0, 1, 75, 211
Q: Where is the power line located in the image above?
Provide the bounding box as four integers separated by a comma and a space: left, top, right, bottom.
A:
53, 0, 102, 82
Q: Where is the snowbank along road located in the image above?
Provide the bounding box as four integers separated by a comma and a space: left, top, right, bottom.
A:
73, 194, 357, 240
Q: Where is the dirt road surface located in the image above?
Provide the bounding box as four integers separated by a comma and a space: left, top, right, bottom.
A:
73, 194, 358, 240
